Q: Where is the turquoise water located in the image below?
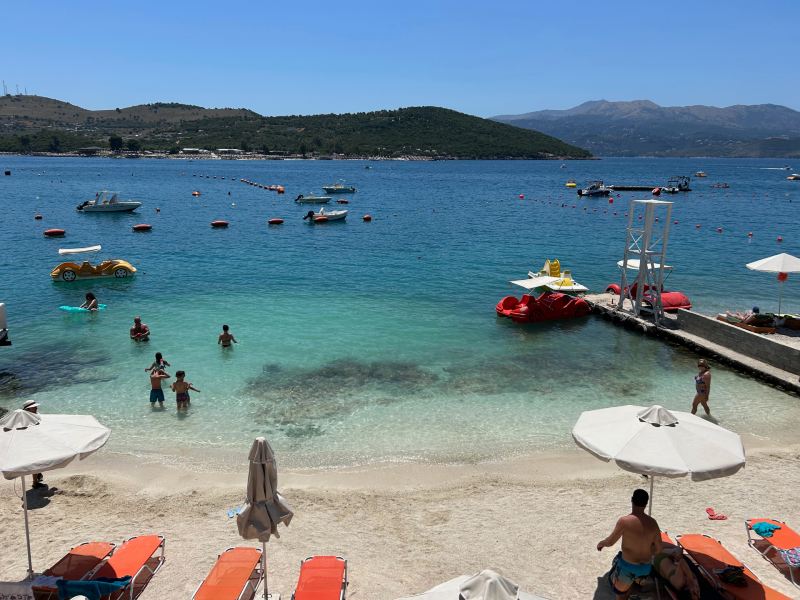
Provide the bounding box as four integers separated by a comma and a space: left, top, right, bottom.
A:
1, 157, 798, 467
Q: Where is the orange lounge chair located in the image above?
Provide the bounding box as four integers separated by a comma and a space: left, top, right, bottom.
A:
90, 534, 166, 600
33, 541, 115, 599
192, 547, 263, 600
677, 533, 791, 600
746, 519, 800, 589
292, 556, 348, 600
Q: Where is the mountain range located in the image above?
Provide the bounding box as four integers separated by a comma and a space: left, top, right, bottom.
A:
493, 100, 800, 157
0, 95, 590, 159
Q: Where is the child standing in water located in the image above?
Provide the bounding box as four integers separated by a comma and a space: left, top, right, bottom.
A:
149, 368, 170, 407
145, 352, 171, 373
171, 370, 200, 410
691, 359, 712, 416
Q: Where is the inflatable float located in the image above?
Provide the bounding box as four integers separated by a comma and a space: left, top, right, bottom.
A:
267, 218, 284, 225
132, 223, 152, 232
605, 282, 692, 312
59, 304, 107, 312
44, 229, 65, 237
211, 220, 229, 228
495, 291, 591, 323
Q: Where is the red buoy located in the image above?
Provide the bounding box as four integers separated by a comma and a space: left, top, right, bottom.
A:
747, 232, 753, 237
192, 191, 201, 196
696, 224, 701, 228
652, 187, 661, 196
132, 223, 152, 232
34, 213, 43, 220
363, 214, 372, 222
518, 194, 524, 199
778, 272, 788, 282
608, 198, 613, 204
777, 236, 784, 242
43, 228, 65, 237
716, 227, 723, 233
336, 199, 349, 204
314, 216, 329, 223
211, 220, 229, 228
674, 220, 679, 224
268, 218, 284, 225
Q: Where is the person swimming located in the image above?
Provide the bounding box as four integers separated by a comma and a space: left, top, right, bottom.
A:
80, 292, 99, 311
218, 324, 238, 348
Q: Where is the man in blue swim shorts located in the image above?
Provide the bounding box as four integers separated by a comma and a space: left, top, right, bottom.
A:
149, 368, 170, 407
597, 488, 662, 599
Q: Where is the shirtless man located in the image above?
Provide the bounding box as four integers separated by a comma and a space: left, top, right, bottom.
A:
218, 324, 238, 348
130, 316, 150, 342
597, 488, 662, 599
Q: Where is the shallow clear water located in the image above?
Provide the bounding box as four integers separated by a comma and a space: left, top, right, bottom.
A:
1, 156, 798, 467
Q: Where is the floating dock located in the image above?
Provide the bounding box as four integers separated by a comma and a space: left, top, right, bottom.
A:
608, 185, 659, 191
585, 293, 800, 395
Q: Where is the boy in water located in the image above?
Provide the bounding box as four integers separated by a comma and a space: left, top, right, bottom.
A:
170, 370, 200, 410
149, 368, 170, 407
218, 324, 238, 348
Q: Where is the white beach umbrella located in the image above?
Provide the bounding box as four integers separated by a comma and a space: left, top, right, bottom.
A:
395, 570, 549, 600
0, 409, 111, 578
746, 253, 800, 313
571, 405, 745, 514
236, 437, 293, 599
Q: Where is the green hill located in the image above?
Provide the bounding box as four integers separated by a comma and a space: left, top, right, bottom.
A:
0, 96, 590, 159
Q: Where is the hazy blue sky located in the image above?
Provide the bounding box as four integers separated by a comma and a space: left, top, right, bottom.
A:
2, 1, 798, 116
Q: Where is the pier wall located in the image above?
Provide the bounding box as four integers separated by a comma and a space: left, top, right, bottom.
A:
676, 309, 800, 373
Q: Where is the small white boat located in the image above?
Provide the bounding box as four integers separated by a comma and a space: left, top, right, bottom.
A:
322, 182, 357, 194
303, 207, 348, 222
787, 174, 800, 181
77, 191, 141, 212
577, 180, 611, 197
295, 194, 332, 204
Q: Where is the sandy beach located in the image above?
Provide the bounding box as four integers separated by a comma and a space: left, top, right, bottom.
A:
2, 442, 799, 599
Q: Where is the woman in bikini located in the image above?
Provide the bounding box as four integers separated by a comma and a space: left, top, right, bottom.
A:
691, 359, 711, 416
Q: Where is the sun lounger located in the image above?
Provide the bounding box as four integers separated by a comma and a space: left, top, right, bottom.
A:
32, 541, 115, 599
192, 547, 264, 600
746, 519, 800, 589
677, 533, 791, 600
292, 556, 347, 600
716, 315, 776, 334
90, 534, 166, 600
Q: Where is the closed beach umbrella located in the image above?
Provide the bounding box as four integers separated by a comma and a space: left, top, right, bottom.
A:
746, 253, 800, 313
0, 409, 111, 578
236, 437, 293, 599
571, 405, 745, 514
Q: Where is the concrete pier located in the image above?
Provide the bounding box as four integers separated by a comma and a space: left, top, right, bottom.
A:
585, 293, 800, 395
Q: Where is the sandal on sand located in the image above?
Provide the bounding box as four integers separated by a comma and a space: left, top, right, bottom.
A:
706, 507, 728, 520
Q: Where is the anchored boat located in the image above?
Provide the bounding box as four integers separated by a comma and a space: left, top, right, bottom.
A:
77, 191, 142, 213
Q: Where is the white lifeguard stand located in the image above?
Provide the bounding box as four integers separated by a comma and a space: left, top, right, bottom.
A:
617, 199, 674, 325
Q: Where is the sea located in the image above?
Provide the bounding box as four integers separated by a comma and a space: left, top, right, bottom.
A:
1, 156, 798, 469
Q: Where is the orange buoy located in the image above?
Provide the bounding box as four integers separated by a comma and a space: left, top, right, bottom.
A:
313, 216, 328, 223
192, 191, 201, 196
132, 224, 152, 232
34, 213, 43, 220
336, 199, 349, 204
211, 220, 229, 228
268, 218, 284, 225
43, 228, 65, 237
777, 236, 784, 242
363, 214, 372, 222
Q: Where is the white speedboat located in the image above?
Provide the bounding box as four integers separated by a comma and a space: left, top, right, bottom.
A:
577, 180, 611, 197
303, 207, 348, 222
322, 182, 357, 194
77, 191, 142, 212
295, 194, 332, 204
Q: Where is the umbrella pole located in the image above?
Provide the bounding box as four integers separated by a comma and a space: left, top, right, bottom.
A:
648, 476, 654, 516
262, 541, 268, 599
779, 280, 783, 315
21, 474, 34, 579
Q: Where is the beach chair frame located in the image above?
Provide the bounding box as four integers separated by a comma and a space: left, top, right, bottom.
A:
190, 546, 265, 600
291, 555, 348, 600
32, 540, 116, 600
745, 519, 800, 589
103, 535, 166, 600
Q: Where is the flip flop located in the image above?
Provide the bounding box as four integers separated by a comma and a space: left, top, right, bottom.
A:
706, 507, 728, 520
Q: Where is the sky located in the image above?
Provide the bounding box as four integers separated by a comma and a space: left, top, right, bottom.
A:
2, 0, 799, 117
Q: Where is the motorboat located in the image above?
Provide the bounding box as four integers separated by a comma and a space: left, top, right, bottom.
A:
695, 171, 707, 177
322, 182, 357, 194
303, 207, 348, 222
50, 245, 136, 281
295, 194, 332, 204
565, 179, 577, 188
529, 259, 589, 294
496, 289, 591, 323
577, 180, 611, 196
661, 176, 691, 193
787, 174, 800, 181
605, 259, 691, 312
77, 191, 142, 212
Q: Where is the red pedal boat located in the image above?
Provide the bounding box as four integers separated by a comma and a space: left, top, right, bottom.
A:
496, 291, 591, 323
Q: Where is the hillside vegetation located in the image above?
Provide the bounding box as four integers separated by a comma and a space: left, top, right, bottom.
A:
0, 95, 590, 159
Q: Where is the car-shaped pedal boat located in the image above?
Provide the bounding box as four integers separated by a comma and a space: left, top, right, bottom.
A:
51, 245, 136, 281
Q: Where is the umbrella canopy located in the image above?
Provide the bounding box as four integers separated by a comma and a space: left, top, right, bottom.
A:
395, 570, 549, 600
1, 410, 111, 479
572, 405, 745, 481
0, 409, 111, 578
745, 253, 800, 273
236, 437, 292, 599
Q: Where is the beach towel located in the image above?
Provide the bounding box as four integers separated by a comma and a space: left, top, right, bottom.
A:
752, 521, 781, 537
780, 547, 800, 567
56, 576, 131, 600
